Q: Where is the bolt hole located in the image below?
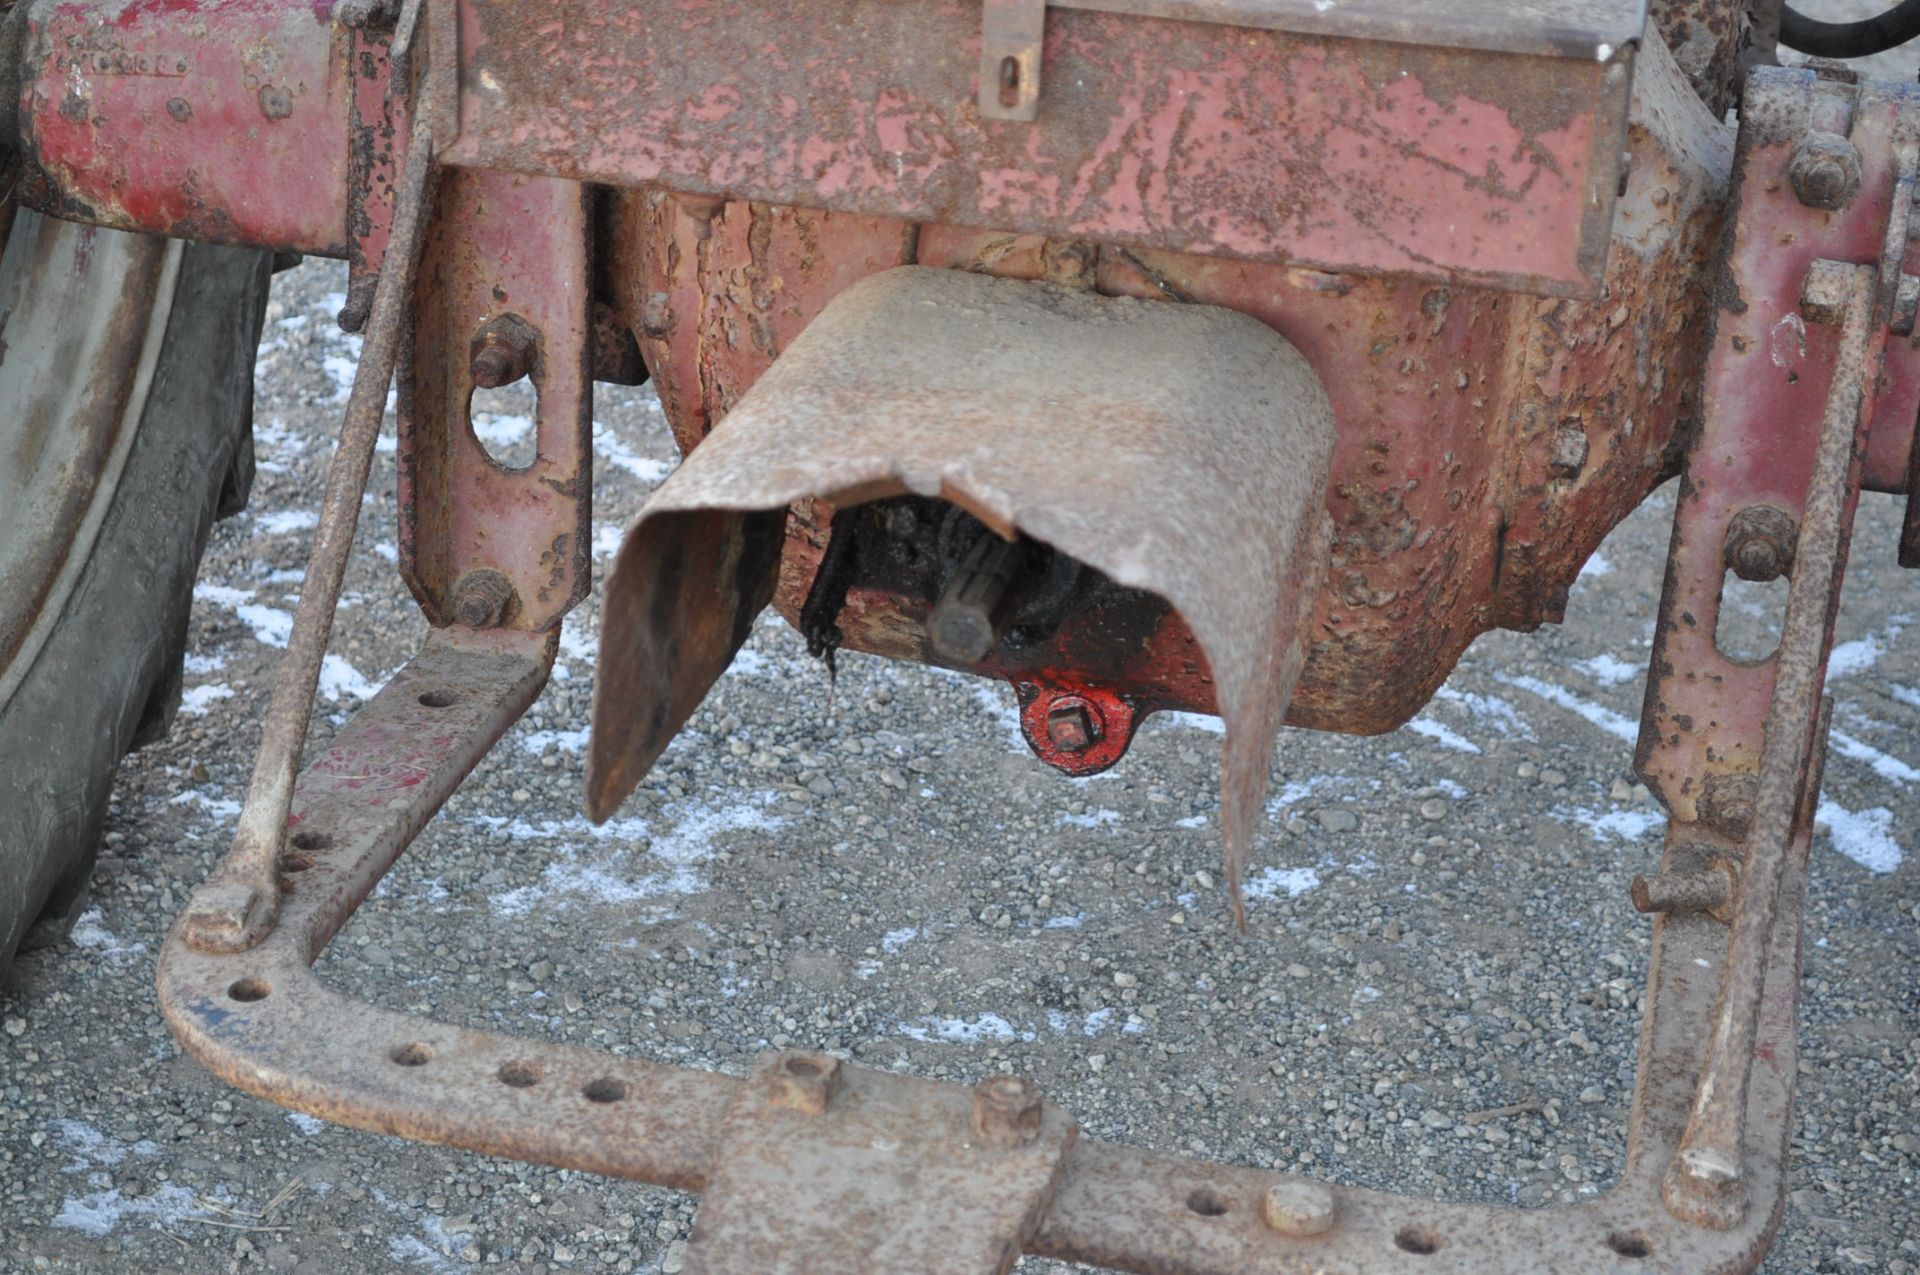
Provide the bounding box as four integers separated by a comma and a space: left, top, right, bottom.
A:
1395, 1227, 1443, 1255
997, 55, 1021, 108
227, 978, 272, 1003
1606, 1232, 1652, 1259
1712, 570, 1788, 665
418, 690, 457, 709
582, 1077, 626, 1103
784, 1059, 821, 1079
1185, 1188, 1230, 1218
389, 1042, 433, 1067
497, 1062, 541, 1088
467, 382, 540, 471
290, 829, 329, 852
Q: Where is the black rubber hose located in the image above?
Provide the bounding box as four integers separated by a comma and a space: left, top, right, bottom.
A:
1779, 0, 1920, 57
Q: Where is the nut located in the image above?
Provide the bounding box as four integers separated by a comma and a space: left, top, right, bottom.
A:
764, 1051, 842, 1116
469, 314, 541, 389
1548, 421, 1589, 480
1787, 133, 1861, 211
1799, 258, 1857, 327
1261, 1176, 1336, 1237
971, 1074, 1043, 1148
452, 569, 517, 629
1722, 506, 1797, 583
1045, 699, 1099, 754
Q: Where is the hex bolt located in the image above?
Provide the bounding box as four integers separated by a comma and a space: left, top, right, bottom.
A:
1800, 258, 1856, 326
469, 314, 541, 389
765, 1051, 842, 1116
1260, 1177, 1337, 1238
1630, 863, 1733, 917
334, 0, 392, 28
971, 1074, 1044, 1148
1787, 132, 1862, 211
452, 569, 517, 629
1722, 506, 1798, 583
1045, 698, 1100, 754
1697, 773, 1758, 839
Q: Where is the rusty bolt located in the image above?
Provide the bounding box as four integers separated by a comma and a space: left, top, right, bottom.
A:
1630, 862, 1734, 917
1260, 1177, 1336, 1237
1548, 421, 1589, 480
1722, 506, 1797, 583
971, 1074, 1043, 1148
1800, 258, 1856, 327
335, 0, 392, 29
765, 1051, 842, 1116
469, 314, 540, 389
1787, 132, 1861, 211
1698, 773, 1758, 839
1045, 699, 1100, 754
452, 569, 517, 629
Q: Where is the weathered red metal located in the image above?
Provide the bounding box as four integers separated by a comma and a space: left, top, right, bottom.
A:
158, 615, 1810, 1275
1662, 258, 1881, 1229
620, 36, 1732, 738
1636, 68, 1920, 826
397, 168, 594, 632
19, 0, 353, 255
179, 94, 438, 955
447, 0, 1633, 296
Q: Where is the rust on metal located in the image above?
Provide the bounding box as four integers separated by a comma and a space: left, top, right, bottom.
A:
1636, 69, 1920, 826
179, 104, 439, 955
399, 171, 592, 632
588, 266, 1337, 922
447, 0, 1635, 296
684, 1057, 1075, 1275
155, 611, 1813, 1270
618, 36, 1730, 740
1662, 260, 1883, 1230
19, 0, 352, 255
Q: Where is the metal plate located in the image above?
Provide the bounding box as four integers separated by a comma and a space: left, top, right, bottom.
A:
446, 0, 1636, 295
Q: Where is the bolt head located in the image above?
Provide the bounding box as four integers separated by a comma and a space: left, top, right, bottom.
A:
971, 1074, 1044, 1148
468, 316, 539, 389
1787, 133, 1861, 211
1045, 702, 1097, 753
1261, 1177, 1336, 1237
1723, 506, 1797, 583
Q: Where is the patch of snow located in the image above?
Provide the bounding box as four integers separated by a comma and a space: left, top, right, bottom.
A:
179, 683, 234, 716
1493, 673, 1637, 743
1432, 686, 1536, 739
1579, 551, 1612, 579
1553, 804, 1663, 843
881, 927, 919, 953
1828, 730, 1920, 785
171, 789, 242, 822
1816, 800, 1903, 874
67, 909, 147, 962
593, 418, 675, 483
253, 509, 319, 536
1242, 865, 1321, 900
1407, 717, 1480, 754
317, 654, 381, 703
518, 727, 590, 755
286, 1112, 327, 1135
1571, 653, 1640, 687
51, 1184, 203, 1238
897, 1013, 1034, 1044
1058, 808, 1121, 828
1152, 712, 1225, 735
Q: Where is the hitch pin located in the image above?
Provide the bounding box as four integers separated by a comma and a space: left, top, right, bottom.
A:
178, 117, 439, 955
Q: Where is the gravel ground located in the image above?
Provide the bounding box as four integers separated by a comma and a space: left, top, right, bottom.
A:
5, 53, 1920, 1275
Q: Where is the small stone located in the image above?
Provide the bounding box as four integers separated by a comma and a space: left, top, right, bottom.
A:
511, 788, 531, 803
1609, 778, 1634, 802
563, 990, 584, 1013
1286, 963, 1311, 980
1578, 1086, 1605, 1105
553, 1243, 575, 1262
1539, 768, 1567, 788
806, 776, 835, 798
1418, 798, 1448, 821
2, 1016, 24, 1037
1087, 1054, 1107, 1073
1112, 972, 1137, 988
1421, 1109, 1451, 1130
1316, 808, 1359, 833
